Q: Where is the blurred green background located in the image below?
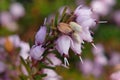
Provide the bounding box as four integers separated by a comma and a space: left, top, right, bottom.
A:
0, 0, 120, 80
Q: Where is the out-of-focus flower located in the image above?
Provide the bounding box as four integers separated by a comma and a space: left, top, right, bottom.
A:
102, 0, 116, 7
30, 45, 45, 60
91, 0, 109, 16
10, 3, 25, 19
19, 41, 30, 60
45, 53, 62, 67
0, 61, 6, 73
9, 35, 21, 48
43, 69, 62, 80
113, 10, 120, 26
80, 59, 93, 75
92, 43, 104, 56
0, 12, 18, 31
59, 6, 71, 16
92, 63, 103, 77
94, 55, 108, 66
109, 52, 120, 66
110, 71, 120, 80
35, 26, 47, 45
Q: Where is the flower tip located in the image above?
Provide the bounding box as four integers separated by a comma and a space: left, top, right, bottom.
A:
91, 43, 97, 49
79, 56, 84, 64
64, 57, 69, 67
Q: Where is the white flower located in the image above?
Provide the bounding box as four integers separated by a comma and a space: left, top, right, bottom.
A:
10, 3, 25, 19
110, 71, 120, 80
30, 45, 45, 60
35, 26, 47, 45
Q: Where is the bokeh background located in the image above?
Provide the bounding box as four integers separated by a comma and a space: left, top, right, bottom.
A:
0, 0, 120, 80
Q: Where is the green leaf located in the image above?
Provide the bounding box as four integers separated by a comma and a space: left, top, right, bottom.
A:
20, 57, 31, 75
34, 74, 47, 80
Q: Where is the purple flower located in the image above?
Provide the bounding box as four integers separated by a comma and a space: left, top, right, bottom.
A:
55, 35, 71, 66
35, 26, 47, 45
30, 45, 45, 60
45, 53, 62, 67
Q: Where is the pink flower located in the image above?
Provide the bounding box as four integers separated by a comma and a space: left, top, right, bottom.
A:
45, 53, 62, 67
91, 0, 109, 16
113, 10, 120, 26
92, 43, 104, 56
55, 35, 71, 56
43, 69, 62, 80
30, 45, 45, 60
10, 3, 25, 19
109, 52, 120, 66
35, 26, 47, 45
110, 71, 120, 80
79, 28, 93, 42
55, 35, 71, 66
80, 59, 93, 75
74, 5, 96, 28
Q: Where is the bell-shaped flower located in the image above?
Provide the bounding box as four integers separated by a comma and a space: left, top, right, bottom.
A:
30, 45, 45, 60
70, 38, 83, 64
35, 26, 47, 45
55, 35, 71, 66
45, 53, 62, 67
79, 28, 93, 43
43, 69, 62, 80
74, 5, 96, 29
74, 5, 92, 17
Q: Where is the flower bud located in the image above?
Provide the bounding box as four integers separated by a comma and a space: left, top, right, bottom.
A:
69, 22, 82, 32
35, 26, 47, 45
58, 23, 73, 34
30, 45, 45, 60
71, 32, 81, 43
